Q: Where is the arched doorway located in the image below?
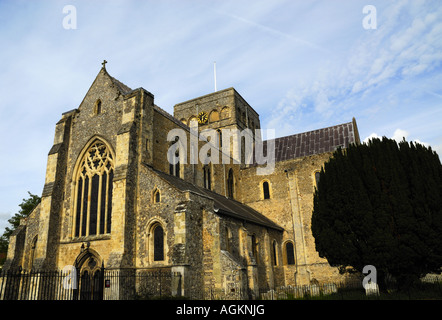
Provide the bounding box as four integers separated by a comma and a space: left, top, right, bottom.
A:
74, 248, 104, 300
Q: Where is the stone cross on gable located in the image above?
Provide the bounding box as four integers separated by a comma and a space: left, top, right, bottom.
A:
102, 60, 107, 68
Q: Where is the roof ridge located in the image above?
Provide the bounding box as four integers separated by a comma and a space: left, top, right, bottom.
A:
267, 121, 353, 142
144, 164, 282, 231
256, 120, 357, 163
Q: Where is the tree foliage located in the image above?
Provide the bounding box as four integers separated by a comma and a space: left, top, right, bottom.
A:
0, 192, 41, 255
311, 137, 442, 289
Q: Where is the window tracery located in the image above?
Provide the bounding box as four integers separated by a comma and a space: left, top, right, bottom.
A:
74, 140, 114, 237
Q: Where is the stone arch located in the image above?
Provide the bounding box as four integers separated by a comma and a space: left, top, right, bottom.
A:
260, 179, 272, 200
209, 109, 219, 122
74, 247, 103, 271
74, 247, 104, 300
94, 99, 102, 115
188, 115, 197, 125
220, 106, 230, 119
72, 135, 115, 181
152, 187, 161, 203
71, 136, 115, 238
282, 240, 296, 265
146, 217, 168, 264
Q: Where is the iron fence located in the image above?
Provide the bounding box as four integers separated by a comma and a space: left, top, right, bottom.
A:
0, 268, 180, 300
1, 269, 441, 300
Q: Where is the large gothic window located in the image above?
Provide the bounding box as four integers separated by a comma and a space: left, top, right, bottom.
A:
74, 140, 114, 237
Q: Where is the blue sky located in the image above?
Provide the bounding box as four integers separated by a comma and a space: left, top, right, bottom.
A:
0, 0, 441, 234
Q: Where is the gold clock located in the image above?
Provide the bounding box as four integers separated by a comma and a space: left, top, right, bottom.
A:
197, 111, 208, 124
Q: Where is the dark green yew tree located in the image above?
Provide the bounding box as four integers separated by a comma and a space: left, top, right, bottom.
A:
311, 137, 442, 289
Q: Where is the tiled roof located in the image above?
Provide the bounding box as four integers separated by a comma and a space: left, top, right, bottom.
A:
149, 166, 283, 231
263, 121, 359, 162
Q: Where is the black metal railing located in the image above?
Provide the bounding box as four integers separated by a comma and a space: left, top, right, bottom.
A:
1, 269, 441, 300
0, 268, 180, 300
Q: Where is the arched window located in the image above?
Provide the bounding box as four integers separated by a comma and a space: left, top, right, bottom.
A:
217, 129, 222, 148
315, 171, 321, 187
285, 241, 295, 265
169, 149, 180, 178
262, 181, 270, 199
153, 224, 164, 261
188, 116, 197, 125
203, 165, 211, 190
74, 140, 114, 237
153, 189, 161, 203
220, 106, 230, 119
209, 110, 219, 122
94, 99, 102, 115
227, 168, 234, 199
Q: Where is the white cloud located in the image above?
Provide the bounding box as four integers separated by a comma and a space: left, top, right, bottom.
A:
363, 133, 381, 144
363, 128, 432, 149
392, 129, 409, 142
0, 0, 441, 233
263, 0, 442, 164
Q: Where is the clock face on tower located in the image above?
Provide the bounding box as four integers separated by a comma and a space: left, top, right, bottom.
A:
197, 111, 208, 124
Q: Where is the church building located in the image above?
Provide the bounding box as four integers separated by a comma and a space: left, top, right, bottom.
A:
4, 62, 361, 299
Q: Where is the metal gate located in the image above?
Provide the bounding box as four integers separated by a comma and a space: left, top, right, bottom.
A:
75, 267, 104, 300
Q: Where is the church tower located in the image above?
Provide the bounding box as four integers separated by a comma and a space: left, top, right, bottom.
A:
173, 87, 260, 133
173, 88, 261, 168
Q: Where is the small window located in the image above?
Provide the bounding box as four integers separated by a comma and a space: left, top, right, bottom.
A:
203, 165, 211, 190
94, 99, 102, 115
153, 189, 161, 203
285, 242, 295, 265
315, 171, 321, 186
227, 169, 234, 199
217, 129, 222, 148
272, 240, 278, 266
263, 181, 270, 199
251, 235, 258, 263
153, 225, 164, 261
169, 149, 180, 178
